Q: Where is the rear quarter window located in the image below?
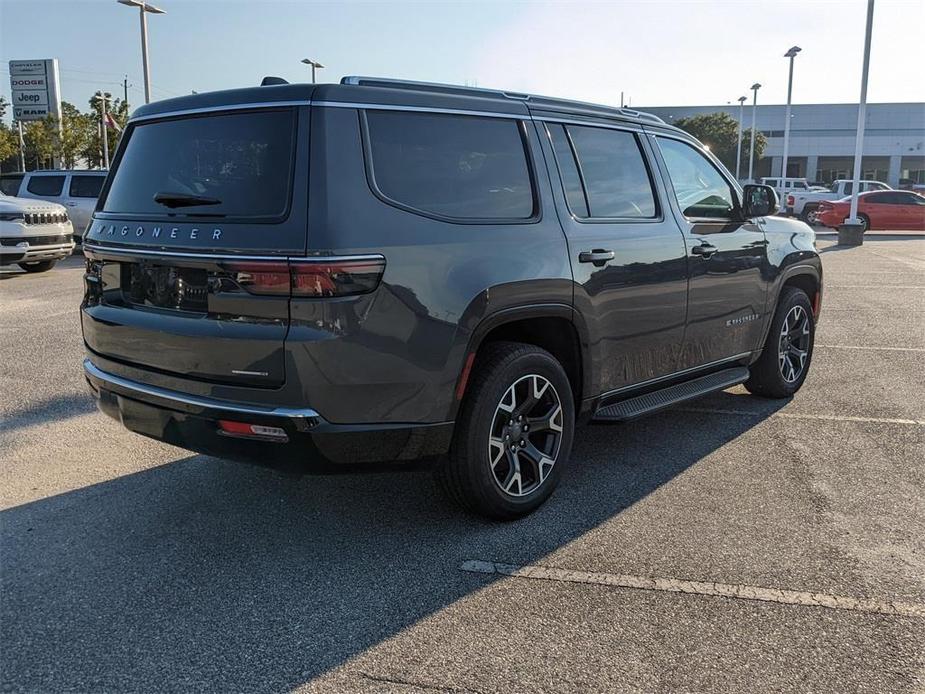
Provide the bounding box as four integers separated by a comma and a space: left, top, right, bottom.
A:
102, 109, 297, 219
69, 174, 105, 198
0, 174, 24, 196
363, 110, 536, 221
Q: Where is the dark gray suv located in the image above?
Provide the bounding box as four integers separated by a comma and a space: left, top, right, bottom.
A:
81, 77, 822, 519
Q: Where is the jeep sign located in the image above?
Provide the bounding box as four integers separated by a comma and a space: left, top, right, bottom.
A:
9, 59, 62, 122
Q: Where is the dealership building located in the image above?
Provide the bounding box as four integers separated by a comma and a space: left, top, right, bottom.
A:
642, 102, 925, 187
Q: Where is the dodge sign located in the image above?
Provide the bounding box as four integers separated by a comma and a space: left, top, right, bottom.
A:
9, 59, 62, 122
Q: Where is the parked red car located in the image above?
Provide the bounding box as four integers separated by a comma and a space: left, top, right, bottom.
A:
816, 191, 925, 231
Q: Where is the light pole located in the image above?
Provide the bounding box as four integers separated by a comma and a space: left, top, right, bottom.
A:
747, 83, 761, 183
93, 92, 112, 168
301, 58, 325, 84
840, 0, 876, 244
735, 95, 747, 181
117, 0, 166, 104
781, 46, 801, 183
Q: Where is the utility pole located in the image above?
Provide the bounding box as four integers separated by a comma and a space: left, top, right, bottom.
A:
735, 95, 747, 181
846, 0, 875, 231
123, 75, 130, 112
747, 83, 761, 183
17, 121, 25, 172
781, 46, 802, 182
93, 91, 112, 168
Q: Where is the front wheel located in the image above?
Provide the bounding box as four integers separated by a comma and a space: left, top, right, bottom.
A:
437, 342, 575, 520
745, 287, 815, 398
18, 260, 57, 273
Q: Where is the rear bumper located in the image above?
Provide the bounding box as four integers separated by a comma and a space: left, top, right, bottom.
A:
83, 359, 453, 471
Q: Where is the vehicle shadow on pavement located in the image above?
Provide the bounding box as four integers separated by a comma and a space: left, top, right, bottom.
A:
1, 393, 787, 692
1, 393, 97, 434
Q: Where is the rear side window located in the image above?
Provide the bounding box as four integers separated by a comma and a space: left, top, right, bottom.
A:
103, 109, 296, 218
27, 175, 65, 197
565, 125, 657, 219
364, 110, 535, 220
69, 175, 105, 198
547, 124, 589, 217
0, 174, 23, 196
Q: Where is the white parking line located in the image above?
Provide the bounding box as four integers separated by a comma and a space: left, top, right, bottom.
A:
461, 560, 925, 618
826, 285, 925, 289
676, 407, 925, 426
816, 344, 925, 352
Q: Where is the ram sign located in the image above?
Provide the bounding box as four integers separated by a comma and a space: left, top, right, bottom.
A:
9, 59, 62, 122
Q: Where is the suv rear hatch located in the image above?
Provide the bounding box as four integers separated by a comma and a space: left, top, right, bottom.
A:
81, 101, 310, 388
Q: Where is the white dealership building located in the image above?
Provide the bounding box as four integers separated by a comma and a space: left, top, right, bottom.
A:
643, 102, 925, 187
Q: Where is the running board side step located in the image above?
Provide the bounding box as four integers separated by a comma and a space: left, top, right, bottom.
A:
591, 366, 750, 422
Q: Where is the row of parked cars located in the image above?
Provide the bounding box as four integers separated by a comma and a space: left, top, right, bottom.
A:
0, 170, 106, 272
759, 176, 925, 231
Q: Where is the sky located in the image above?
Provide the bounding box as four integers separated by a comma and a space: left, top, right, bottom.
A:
1, 0, 923, 123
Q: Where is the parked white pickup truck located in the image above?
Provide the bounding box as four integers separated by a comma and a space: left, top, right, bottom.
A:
787, 179, 891, 224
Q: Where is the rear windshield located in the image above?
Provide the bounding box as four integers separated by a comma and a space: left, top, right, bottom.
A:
103, 109, 296, 219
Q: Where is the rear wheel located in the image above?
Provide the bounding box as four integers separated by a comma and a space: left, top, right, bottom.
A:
801, 205, 819, 225
858, 213, 871, 232
17, 260, 57, 273
437, 342, 575, 520
745, 287, 815, 398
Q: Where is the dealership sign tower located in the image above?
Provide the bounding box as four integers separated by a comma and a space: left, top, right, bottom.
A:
9, 59, 63, 168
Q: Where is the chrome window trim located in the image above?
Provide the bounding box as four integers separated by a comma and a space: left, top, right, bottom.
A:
84, 360, 323, 420
82, 242, 384, 264
128, 100, 313, 123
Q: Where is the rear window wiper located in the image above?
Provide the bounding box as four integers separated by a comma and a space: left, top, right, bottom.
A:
153, 191, 222, 209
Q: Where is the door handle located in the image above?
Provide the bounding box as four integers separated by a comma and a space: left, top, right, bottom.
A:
65, 201, 78, 206
691, 242, 717, 259
578, 249, 615, 266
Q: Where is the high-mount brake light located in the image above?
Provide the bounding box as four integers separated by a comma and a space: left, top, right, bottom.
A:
223, 258, 386, 297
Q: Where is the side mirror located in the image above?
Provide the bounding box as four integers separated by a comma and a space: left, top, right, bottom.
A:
742, 184, 779, 218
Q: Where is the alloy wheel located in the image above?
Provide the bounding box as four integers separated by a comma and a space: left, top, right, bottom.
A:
778, 305, 811, 383
488, 374, 564, 498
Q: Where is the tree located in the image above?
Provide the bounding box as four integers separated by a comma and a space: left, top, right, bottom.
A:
0, 98, 18, 172
57, 101, 96, 169
82, 95, 128, 169
673, 112, 767, 178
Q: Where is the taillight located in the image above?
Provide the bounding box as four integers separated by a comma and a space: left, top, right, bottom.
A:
218, 419, 289, 442
290, 258, 386, 297
222, 256, 385, 298
224, 262, 290, 295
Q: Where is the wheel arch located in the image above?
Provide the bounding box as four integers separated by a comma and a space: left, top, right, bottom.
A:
451, 304, 590, 420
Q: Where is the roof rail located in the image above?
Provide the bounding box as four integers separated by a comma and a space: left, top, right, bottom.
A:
340, 76, 665, 124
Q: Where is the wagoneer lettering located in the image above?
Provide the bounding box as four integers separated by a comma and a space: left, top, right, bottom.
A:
81, 76, 822, 519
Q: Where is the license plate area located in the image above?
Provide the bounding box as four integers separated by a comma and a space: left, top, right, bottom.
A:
124, 262, 210, 313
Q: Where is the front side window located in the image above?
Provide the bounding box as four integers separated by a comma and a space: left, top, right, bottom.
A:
103, 109, 296, 218
564, 125, 656, 219
69, 175, 105, 198
27, 175, 65, 197
656, 137, 736, 219
364, 110, 535, 220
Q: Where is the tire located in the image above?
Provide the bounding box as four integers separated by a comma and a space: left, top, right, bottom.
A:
745, 287, 815, 398
17, 260, 57, 273
858, 213, 871, 232
437, 342, 575, 520
800, 205, 818, 225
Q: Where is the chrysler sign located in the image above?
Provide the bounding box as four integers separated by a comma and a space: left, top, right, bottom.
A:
9, 59, 62, 122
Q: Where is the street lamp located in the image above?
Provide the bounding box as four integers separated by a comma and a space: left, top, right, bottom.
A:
781, 46, 802, 184
301, 58, 325, 84
735, 95, 747, 181
92, 91, 113, 168
747, 82, 761, 183
117, 0, 166, 105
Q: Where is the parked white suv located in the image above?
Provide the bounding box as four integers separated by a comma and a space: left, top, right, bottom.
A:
0, 170, 107, 241
0, 193, 75, 273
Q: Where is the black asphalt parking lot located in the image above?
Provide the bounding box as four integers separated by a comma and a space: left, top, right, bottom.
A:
1, 238, 923, 693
